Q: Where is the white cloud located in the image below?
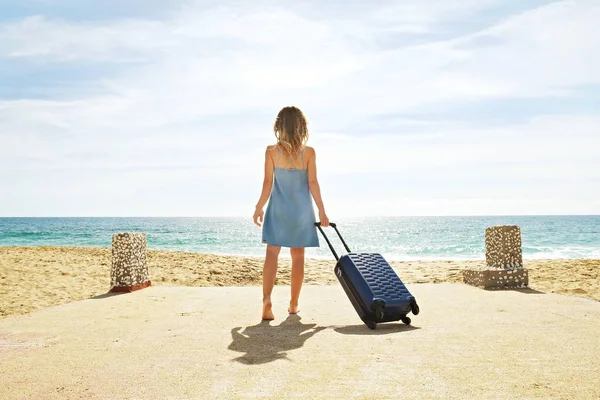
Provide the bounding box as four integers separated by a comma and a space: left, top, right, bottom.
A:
371, 0, 502, 26
0, 15, 176, 60
0, 0, 599, 216
444, 0, 600, 93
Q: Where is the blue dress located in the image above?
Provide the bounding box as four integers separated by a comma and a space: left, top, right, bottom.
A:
262, 147, 320, 248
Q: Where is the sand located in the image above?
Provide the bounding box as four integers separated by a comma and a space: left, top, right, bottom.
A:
0, 246, 598, 319
1, 246, 600, 399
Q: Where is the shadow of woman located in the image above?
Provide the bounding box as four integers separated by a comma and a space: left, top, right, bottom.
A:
228, 314, 326, 365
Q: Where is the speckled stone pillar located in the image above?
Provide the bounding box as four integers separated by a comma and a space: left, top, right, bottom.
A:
485, 225, 523, 268
110, 233, 151, 293
463, 225, 529, 290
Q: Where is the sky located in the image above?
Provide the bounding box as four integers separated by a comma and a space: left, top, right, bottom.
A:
0, 0, 599, 217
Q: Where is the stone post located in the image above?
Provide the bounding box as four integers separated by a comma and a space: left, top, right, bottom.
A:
463, 225, 529, 290
485, 225, 523, 268
110, 233, 152, 293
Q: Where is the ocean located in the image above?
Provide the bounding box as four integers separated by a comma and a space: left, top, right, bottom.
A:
0, 216, 599, 260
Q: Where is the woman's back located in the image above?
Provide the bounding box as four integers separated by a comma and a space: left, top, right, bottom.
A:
270, 144, 309, 170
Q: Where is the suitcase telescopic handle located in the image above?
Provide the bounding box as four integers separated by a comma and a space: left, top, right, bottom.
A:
314, 222, 352, 261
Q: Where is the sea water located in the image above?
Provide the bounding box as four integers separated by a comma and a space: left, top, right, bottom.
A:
1, 216, 599, 260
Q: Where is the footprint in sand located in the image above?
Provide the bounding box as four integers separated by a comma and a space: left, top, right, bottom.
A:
570, 288, 587, 294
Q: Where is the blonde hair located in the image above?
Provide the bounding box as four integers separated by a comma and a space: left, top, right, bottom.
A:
273, 106, 309, 159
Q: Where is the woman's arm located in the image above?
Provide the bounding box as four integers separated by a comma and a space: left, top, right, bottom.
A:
255, 146, 275, 211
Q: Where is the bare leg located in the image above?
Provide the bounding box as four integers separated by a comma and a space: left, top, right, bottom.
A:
262, 244, 281, 320
289, 247, 305, 314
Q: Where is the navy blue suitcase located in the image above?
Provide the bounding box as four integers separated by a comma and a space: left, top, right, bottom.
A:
315, 222, 420, 330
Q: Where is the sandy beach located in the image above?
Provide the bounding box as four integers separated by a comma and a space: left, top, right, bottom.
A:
1, 246, 600, 399
1, 246, 598, 319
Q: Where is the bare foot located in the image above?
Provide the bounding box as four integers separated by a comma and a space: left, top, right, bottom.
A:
288, 303, 300, 314
262, 299, 274, 320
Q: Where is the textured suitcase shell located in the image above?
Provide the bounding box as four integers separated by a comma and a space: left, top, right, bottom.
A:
315, 222, 420, 329
335, 253, 418, 327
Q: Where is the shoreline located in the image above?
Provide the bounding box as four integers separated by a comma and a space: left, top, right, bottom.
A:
4, 244, 598, 262
1, 246, 599, 319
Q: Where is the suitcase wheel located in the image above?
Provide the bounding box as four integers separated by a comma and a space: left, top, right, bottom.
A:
401, 316, 412, 325
366, 321, 377, 330
372, 299, 386, 321
409, 298, 420, 316
411, 303, 420, 316
374, 305, 385, 321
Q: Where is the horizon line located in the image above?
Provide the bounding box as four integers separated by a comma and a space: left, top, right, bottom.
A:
1, 214, 599, 218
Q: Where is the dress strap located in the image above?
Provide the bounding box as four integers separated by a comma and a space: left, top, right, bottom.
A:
300, 148, 305, 169
275, 146, 280, 167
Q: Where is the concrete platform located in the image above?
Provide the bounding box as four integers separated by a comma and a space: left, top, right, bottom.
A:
1, 284, 599, 399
